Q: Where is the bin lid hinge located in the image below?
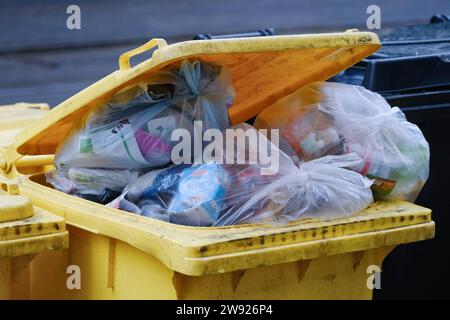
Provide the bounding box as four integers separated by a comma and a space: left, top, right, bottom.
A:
0, 148, 24, 174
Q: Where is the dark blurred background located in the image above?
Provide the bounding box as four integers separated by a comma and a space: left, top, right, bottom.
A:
0, 0, 448, 106
1, 0, 450, 300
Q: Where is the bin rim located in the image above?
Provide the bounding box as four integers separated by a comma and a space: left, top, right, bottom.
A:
20, 176, 433, 276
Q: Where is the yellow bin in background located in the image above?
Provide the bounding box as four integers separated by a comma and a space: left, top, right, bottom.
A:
0, 104, 68, 300
0, 32, 435, 299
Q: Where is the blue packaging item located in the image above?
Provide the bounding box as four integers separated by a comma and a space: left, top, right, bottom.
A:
168, 164, 231, 221
138, 163, 231, 225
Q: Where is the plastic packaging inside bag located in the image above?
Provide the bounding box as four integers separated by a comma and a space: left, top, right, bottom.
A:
109, 124, 374, 226
54, 59, 234, 171
46, 168, 139, 204
254, 82, 430, 201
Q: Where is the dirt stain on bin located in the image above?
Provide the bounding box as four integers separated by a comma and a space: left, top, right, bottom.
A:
297, 259, 311, 284
352, 251, 365, 271
231, 270, 246, 293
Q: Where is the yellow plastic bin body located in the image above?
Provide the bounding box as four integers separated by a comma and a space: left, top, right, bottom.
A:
0, 32, 434, 300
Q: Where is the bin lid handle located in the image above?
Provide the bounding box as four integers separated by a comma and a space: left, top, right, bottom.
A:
119, 38, 168, 70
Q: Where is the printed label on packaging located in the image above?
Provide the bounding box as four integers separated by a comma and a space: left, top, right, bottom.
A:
89, 119, 148, 165
146, 115, 178, 140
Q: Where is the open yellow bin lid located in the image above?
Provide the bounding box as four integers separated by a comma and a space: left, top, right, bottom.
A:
12, 31, 381, 156
5, 32, 434, 276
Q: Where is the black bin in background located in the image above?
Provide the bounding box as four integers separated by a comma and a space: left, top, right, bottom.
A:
331, 20, 450, 299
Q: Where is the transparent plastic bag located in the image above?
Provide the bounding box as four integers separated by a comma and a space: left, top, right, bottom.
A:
55, 59, 235, 171
46, 168, 139, 204
254, 81, 430, 201
109, 163, 232, 226
110, 124, 374, 226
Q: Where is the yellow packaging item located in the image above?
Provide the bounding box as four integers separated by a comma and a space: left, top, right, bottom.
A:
0, 32, 434, 299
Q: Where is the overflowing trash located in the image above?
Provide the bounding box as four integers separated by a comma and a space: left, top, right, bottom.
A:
47, 66, 429, 226
108, 124, 374, 226
254, 82, 430, 201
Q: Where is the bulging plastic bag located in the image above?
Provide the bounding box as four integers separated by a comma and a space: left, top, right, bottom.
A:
54, 59, 234, 171
254, 82, 430, 201
110, 124, 374, 226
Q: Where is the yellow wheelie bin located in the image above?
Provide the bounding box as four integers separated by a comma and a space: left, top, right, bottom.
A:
0, 104, 68, 300
0, 32, 434, 299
